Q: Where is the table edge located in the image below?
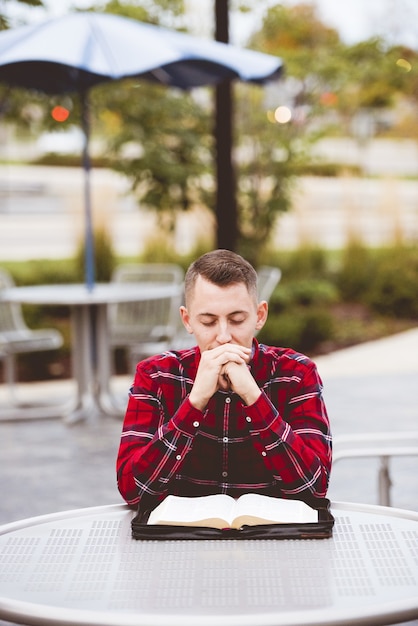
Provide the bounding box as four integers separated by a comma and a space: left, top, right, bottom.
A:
1, 500, 418, 537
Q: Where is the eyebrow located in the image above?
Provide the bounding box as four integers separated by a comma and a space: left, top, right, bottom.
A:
197, 311, 248, 318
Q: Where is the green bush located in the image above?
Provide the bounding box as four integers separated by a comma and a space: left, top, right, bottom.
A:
268, 279, 339, 314
259, 311, 305, 349
261, 277, 338, 353
366, 246, 418, 319
139, 237, 212, 273
332, 242, 418, 320
335, 240, 376, 301
272, 245, 330, 280
75, 226, 116, 282
3, 241, 417, 380
286, 279, 339, 307
2, 259, 78, 287
31, 153, 112, 168
1, 260, 79, 334
259, 307, 335, 353
295, 162, 362, 177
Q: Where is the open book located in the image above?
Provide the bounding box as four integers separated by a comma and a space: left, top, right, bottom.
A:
147, 493, 318, 530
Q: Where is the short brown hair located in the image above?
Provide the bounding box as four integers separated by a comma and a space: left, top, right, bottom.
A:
184, 249, 258, 305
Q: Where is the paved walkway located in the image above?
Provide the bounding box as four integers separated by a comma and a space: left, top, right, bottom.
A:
315, 327, 418, 511
0, 327, 417, 526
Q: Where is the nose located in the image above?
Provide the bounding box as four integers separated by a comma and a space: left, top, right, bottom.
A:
216, 321, 232, 344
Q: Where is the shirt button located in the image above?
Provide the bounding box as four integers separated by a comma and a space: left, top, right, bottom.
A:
176, 454, 181, 461
193, 421, 199, 428
222, 471, 228, 477
223, 437, 228, 443
225, 397, 231, 404
246, 416, 252, 422
262, 451, 267, 457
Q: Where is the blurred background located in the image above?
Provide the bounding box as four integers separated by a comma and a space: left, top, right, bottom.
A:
0, 0, 417, 380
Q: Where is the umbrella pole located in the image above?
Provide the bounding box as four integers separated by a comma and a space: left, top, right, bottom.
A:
215, 0, 237, 252
81, 90, 95, 291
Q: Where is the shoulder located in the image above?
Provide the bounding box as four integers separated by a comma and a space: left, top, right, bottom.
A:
257, 342, 318, 374
135, 346, 198, 377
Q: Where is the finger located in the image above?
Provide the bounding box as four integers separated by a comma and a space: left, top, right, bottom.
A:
210, 343, 251, 359
217, 349, 250, 365
218, 373, 231, 392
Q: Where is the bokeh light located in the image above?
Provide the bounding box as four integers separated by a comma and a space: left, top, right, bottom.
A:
51, 105, 70, 122
274, 106, 292, 124
396, 58, 412, 72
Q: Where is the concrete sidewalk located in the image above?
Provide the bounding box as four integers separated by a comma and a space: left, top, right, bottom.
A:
315, 327, 418, 511
0, 327, 417, 528
314, 326, 418, 378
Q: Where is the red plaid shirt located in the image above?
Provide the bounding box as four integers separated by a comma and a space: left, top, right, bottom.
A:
117, 340, 332, 510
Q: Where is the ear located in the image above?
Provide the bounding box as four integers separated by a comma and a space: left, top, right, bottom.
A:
180, 305, 194, 334
255, 300, 268, 331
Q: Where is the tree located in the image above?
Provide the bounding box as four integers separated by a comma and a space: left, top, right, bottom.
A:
225, 3, 342, 265
0, 0, 46, 125
233, 85, 302, 265
235, 3, 418, 264
0, 0, 214, 253
251, 3, 418, 134
0, 0, 44, 30
250, 3, 343, 120
99, 81, 212, 232
87, 1, 213, 235
4, 0, 418, 264
82, 0, 185, 28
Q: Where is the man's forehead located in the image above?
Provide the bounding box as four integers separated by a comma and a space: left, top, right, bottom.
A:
186, 275, 257, 310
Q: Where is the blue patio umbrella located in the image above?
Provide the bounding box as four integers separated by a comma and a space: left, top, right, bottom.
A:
0, 12, 283, 289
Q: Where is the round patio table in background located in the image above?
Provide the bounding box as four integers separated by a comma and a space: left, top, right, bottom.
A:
0, 283, 182, 422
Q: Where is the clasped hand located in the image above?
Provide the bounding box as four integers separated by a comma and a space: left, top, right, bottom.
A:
189, 343, 261, 410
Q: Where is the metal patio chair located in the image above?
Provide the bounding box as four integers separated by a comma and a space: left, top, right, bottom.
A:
0, 268, 63, 403
257, 265, 282, 302
109, 263, 184, 369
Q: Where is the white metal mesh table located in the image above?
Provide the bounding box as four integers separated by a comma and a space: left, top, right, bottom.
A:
0, 502, 417, 626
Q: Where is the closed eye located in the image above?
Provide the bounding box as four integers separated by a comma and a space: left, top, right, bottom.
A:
198, 313, 248, 326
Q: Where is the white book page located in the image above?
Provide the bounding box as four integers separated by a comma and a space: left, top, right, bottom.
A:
234, 494, 318, 523
148, 494, 236, 525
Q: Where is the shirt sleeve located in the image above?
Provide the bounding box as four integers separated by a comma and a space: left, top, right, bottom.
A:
116, 361, 202, 508
244, 361, 332, 500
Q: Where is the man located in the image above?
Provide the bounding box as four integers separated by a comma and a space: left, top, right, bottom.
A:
117, 249, 332, 511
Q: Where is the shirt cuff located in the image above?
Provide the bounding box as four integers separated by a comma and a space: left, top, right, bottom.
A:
171, 397, 204, 437
243, 391, 283, 433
